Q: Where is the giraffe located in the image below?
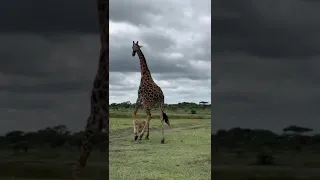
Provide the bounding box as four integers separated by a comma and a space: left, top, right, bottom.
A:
72, 0, 108, 179
131, 41, 170, 144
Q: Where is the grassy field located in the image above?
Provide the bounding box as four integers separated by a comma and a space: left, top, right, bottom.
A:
212, 148, 320, 180
0, 107, 210, 180
0, 148, 108, 179
109, 109, 211, 180
3, 106, 320, 180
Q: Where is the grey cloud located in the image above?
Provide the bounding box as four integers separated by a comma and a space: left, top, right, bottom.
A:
0, 34, 99, 78
154, 73, 211, 81
110, 34, 210, 76
0, 33, 99, 132
110, 43, 196, 74
213, 0, 320, 133
0, 0, 99, 33
0, 0, 105, 133
0, 92, 91, 133
110, 85, 136, 92
0, 79, 92, 94
0, 93, 57, 110
212, 54, 320, 132
142, 33, 176, 52
0, 35, 54, 77
110, 0, 163, 26
212, 0, 320, 58
109, 0, 210, 30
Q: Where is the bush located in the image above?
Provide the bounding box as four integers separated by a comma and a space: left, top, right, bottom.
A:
256, 152, 274, 165
190, 109, 197, 114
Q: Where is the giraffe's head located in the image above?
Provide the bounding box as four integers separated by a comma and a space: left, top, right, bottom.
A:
132, 41, 143, 57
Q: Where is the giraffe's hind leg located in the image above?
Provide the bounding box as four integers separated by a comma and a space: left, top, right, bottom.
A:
160, 111, 165, 144
72, 115, 100, 179
159, 103, 169, 144
145, 119, 150, 140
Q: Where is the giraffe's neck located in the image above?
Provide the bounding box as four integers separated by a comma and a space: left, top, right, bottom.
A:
73, 0, 108, 179
137, 49, 151, 78
95, 0, 108, 87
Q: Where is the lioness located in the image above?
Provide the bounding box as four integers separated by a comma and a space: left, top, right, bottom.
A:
135, 119, 146, 133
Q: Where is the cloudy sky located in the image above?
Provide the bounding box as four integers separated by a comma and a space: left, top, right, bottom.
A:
0, 0, 210, 133
212, 0, 320, 133
0, 0, 102, 133
109, 0, 211, 104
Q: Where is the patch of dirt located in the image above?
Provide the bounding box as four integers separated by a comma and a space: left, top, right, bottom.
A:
110, 123, 195, 138
109, 148, 149, 153
182, 125, 209, 131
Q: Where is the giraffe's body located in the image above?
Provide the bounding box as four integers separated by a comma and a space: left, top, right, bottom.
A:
72, 0, 108, 179
131, 41, 170, 143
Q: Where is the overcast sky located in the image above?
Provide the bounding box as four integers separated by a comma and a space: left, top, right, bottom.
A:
109, 0, 211, 104
0, 0, 210, 133
0, 0, 102, 133
212, 0, 320, 133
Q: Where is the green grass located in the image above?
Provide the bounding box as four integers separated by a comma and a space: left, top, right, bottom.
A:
110, 118, 211, 180
0, 149, 108, 179
212, 166, 320, 180
109, 108, 211, 119
0, 108, 211, 179
212, 150, 320, 180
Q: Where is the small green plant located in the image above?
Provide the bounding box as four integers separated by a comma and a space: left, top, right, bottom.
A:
191, 109, 197, 114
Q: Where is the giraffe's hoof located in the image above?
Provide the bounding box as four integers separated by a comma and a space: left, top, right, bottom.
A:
138, 136, 143, 140
134, 135, 138, 140
161, 138, 165, 144
145, 136, 149, 140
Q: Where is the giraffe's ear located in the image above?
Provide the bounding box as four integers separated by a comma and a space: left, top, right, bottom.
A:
139, 45, 143, 48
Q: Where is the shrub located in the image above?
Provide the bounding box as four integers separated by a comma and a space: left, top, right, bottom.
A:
191, 109, 197, 114
256, 152, 274, 165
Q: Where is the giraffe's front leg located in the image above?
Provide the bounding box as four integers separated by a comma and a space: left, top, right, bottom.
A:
132, 97, 142, 140
73, 116, 98, 179
132, 107, 140, 140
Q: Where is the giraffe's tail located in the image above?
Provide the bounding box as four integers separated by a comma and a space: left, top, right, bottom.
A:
162, 111, 170, 126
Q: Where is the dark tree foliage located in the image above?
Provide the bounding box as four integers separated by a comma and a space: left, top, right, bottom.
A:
212, 125, 318, 154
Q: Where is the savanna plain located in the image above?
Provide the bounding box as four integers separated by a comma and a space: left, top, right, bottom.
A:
2, 101, 318, 180
109, 102, 211, 180
0, 102, 210, 180
212, 125, 320, 180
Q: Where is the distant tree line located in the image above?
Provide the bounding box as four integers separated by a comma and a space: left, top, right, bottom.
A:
109, 101, 211, 111
2, 122, 318, 156
0, 125, 107, 153
212, 125, 320, 153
